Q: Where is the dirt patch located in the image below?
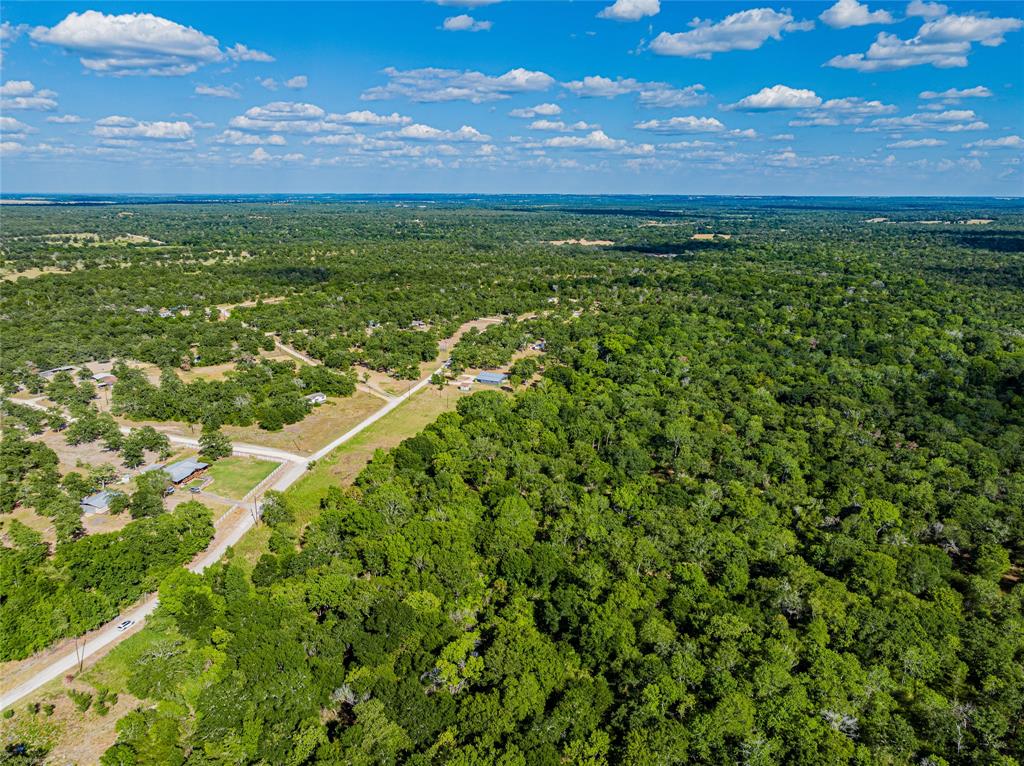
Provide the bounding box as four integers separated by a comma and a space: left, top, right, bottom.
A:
217, 295, 287, 319
38, 232, 164, 246
1, 267, 76, 282
0, 677, 141, 765
177, 361, 237, 383
82, 512, 132, 536
691, 233, 732, 241
865, 217, 888, 223
547, 239, 615, 246
43, 232, 100, 244
34, 430, 175, 478
1, 507, 56, 547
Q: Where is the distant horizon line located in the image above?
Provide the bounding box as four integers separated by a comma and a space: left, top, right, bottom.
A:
3, 193, 1022, 200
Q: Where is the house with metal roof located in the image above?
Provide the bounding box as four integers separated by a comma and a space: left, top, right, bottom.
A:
81, 490, 119, 515
164, 457, 210, 484
474, 371, 509, 385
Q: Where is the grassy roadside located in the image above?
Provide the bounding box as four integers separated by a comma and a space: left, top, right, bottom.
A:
229, 383, 471, 568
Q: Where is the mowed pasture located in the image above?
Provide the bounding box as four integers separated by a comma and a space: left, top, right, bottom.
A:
204, 456, 278, 500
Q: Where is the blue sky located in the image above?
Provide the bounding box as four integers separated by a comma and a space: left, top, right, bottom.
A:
1, 1, 1022, 194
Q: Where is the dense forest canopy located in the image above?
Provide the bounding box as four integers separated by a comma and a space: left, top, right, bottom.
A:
1, 196, 1022, 765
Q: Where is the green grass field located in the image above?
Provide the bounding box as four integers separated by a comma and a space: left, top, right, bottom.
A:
229, 384, 474, 568
205, 456, 278, 500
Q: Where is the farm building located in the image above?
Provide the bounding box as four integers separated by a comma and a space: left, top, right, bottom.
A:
81, 490, 120, 515
39, 365, 75, 380
305, 392, 327, 405
475, 371, 509, 386
93, 373, 118, 387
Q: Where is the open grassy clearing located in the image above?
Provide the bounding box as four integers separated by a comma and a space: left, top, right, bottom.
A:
0, 507, 56, 547
175, 361, 237, 383
34, 429, 186, 478
0, 626, 153, 766
0, 266, 77, 282
112, 390, 382, 456
205, 456, 278, 500
229, 383, 476, 569
81, 511, 133, 536
222, 391, 381, 454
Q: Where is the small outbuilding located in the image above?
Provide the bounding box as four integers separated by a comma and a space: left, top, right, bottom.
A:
305, 392, 327, 405
475, 371, 509, 386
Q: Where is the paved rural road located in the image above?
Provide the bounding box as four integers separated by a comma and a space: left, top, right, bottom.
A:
0, 362, 446, 711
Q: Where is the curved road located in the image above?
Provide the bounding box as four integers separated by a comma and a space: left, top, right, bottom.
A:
0, 362, 446, 711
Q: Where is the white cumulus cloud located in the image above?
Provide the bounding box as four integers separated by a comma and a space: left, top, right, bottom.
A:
827, 12, 1022, 71
92, 115, 194, 141
907, 0, 948, 19
636, 83, 707, 108
650, 8, 813, 59
195, 84, 239, 99
30, 11, 272, 76
819, 0, 893, 29
362, 66, 554, 103
509, 103, 562, 118
863, 109, 988, 132
0, 80, 34, 96
727, 84, 822, 110
597, 0, 659, 22
965, 135, 1024, 149
442, 14, 492, 32
215, 129, 287, 145
331, 110, 412, 125
285, 75, 308, 89
919, 85, 992, 100
226, 43, 274, 62
384, 123, 491, 141
0, 116, 35, 136
887, 138, 947, 148
226, 101, 363, 135
634, 115, 726, 133
543, 129, 653, 154
0, 81, 58, 110
563, 75, 643, 98
528, 119, 600, 132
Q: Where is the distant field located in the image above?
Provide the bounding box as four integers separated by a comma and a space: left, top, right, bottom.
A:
205, 456, 278, 500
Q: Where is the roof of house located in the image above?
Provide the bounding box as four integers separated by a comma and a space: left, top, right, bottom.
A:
475, 371, 508, 384
81, 490, 114, 511
304, 391, 326, 401
165, 457, 210, 483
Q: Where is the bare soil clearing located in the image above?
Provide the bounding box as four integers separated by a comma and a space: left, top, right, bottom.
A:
1, 267, 76, 282
547, 238, 614, 246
